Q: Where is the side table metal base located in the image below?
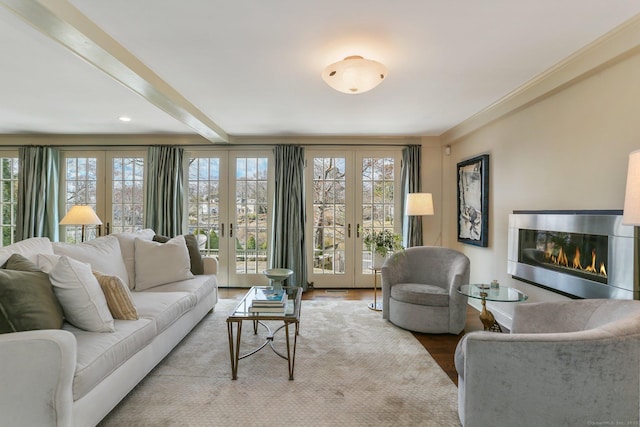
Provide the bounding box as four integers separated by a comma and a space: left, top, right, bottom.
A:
368, 302, 383, 311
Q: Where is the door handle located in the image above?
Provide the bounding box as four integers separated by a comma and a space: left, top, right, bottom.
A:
221, 223, 224, 238
357, 224, 360, 238
230, 223, 233, 238
348, 224, 351, 238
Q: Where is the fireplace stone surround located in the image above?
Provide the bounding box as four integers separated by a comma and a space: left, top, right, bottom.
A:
508, 210, 639, 300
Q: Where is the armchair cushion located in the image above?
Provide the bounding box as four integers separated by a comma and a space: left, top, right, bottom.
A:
391, 283, 449, 307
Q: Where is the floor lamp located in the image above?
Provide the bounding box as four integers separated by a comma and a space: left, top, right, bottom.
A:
405, 193, 434, 247
60, 205, 103, 242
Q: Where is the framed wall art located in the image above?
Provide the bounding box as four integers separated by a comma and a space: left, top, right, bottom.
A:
457, 154, 489, 247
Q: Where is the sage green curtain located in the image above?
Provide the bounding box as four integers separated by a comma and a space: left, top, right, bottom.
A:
270, 145, 307, 290
144, 146, 184, 236
402, 145, 422, 247
17, 146, 60, 241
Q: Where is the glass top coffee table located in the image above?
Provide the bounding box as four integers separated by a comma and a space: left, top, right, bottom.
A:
226, 286, 302, 380
458, 284, 528, 332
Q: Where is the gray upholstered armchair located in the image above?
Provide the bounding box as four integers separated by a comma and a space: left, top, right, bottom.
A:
381, 246, 470, 334
455, 299, 640, 427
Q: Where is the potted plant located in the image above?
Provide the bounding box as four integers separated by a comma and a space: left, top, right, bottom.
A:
364, 229, 404, 268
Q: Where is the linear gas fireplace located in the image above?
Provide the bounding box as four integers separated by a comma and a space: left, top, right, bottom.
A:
508, 211, 639, 300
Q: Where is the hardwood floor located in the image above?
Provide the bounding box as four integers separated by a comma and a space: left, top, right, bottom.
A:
218, 287, 483, 385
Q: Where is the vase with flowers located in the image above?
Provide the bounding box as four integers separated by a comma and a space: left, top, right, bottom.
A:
363, 229, 404, 268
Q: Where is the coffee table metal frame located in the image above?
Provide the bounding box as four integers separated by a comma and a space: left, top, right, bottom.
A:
226, 286, 302, 380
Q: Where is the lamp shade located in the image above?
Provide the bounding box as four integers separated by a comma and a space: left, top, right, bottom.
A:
60, 205, 102, 226
623, 149, 640, 225
406, 193, 434, 216
322, 55, 387, 94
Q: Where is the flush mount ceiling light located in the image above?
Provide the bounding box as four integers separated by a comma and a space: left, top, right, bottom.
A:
321, 55, 387, 94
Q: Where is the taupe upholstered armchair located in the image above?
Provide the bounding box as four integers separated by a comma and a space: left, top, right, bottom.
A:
455, 299, 640, 427
381, 246, 470, 334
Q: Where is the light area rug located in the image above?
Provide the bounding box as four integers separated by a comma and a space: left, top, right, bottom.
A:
99, 298, 461, 426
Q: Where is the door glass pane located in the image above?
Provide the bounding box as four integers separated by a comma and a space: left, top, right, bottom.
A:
187, 157, 221, 256
64, 157, 98, 242
0, 157, 18, 246
111, 157, 144, 234
361, 156, 396, 273
235, 157, 268, 274
312, 157, 347, 275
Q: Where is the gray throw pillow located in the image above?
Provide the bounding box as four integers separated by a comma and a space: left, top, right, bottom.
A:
153, 234, 205, 275
0, 254, 65, 334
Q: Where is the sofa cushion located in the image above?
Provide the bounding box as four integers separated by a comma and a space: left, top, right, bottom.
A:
390, 282, 449, 307
66, 317, 156, 400
0, 237, 53, 266
131, 291, 196, 334
40, 255, 115, 333
53, 236, 130, 288
0, 255, 64, 333
111, 229, 156, 289
93, 271, 139, 320
134, 235, 193, 291
143, 274, 217, 306
153, 234, 205, 275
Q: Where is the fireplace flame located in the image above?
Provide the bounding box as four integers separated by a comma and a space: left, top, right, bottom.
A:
572, 248, 583, 270
600, 262, 607, 276
585, 249, 598, 274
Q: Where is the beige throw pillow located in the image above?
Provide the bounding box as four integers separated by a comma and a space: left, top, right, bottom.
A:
134, 235, 193, 291
93, 271, 139, 320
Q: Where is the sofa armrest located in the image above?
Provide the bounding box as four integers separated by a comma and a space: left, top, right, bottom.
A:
457, 329, 640, 426
202, 256, 218, 275
0, 329, 77, 427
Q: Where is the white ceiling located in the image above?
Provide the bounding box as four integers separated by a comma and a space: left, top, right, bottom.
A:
1, 0, 640, 143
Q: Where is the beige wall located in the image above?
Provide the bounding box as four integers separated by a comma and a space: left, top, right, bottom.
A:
439, 43, 640, 326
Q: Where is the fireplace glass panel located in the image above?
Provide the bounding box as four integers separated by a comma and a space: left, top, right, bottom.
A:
518, 229, 608, 285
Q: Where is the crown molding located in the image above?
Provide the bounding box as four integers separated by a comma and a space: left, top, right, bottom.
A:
441, 13, 640, 144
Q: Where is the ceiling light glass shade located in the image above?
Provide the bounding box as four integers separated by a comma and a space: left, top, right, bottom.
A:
322, 55, 387, 94
59, 205, 103, 226
406, 193, 434, 216
623, 149, 640, 225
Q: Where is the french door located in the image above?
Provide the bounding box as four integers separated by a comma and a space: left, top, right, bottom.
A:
186, 149, 273, 287
305, 148, 402, 288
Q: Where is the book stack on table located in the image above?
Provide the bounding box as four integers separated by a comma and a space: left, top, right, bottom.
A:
249, 288, 288, 313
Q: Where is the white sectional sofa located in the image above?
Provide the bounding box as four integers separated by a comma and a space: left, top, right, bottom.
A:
0, 230, 218, 427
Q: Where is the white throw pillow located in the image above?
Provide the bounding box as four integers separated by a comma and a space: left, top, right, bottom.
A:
48, 255, 115, 332
112, 229, 156, 289
53, 236, 130, 288
134, 235, 193, 291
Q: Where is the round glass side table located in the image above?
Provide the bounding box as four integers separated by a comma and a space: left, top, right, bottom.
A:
458, 284, 528, 332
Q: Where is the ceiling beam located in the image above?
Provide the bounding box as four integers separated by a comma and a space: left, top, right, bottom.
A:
1, 0, 228, 143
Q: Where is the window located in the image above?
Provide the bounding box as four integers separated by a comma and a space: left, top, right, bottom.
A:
110, 156, 144, 234
0, 156, 18, 246
63, 156, 98, 242
187, 157, 221, 255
